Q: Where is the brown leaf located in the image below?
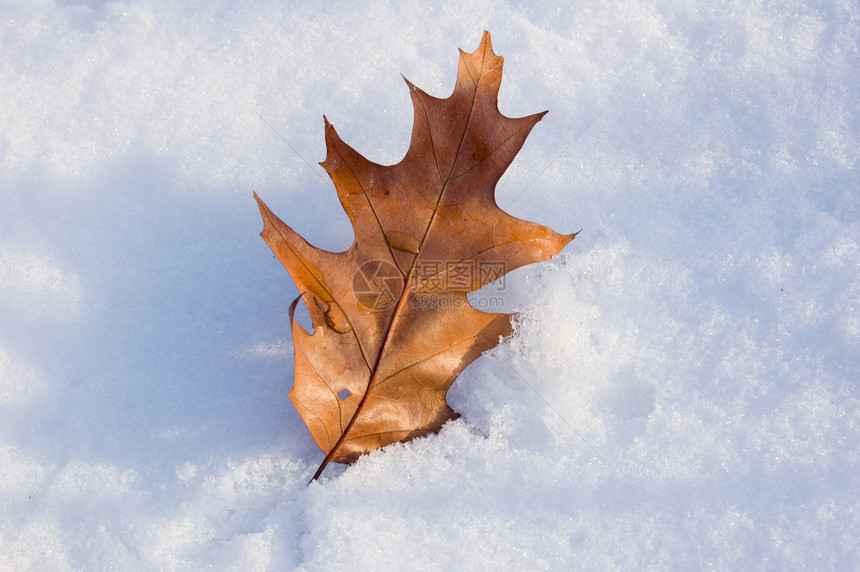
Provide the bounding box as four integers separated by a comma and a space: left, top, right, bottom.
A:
255, 31, 575, 481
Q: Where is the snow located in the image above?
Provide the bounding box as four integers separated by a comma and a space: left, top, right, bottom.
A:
1, 0, 858, 569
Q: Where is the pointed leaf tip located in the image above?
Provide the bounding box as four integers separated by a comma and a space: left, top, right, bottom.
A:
479, 29, 493, 53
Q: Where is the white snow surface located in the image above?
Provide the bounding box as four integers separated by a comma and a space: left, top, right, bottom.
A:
2, 0, 858, 569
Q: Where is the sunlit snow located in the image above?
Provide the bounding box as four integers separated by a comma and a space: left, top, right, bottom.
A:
1, 1, 857, 569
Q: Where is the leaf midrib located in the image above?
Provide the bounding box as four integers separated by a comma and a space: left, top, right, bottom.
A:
309, 43, 491, 482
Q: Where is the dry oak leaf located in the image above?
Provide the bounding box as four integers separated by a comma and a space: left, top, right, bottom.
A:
255, 31, 575, 482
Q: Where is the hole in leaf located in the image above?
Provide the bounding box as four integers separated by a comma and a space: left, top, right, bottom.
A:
338, 389, 351, 401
